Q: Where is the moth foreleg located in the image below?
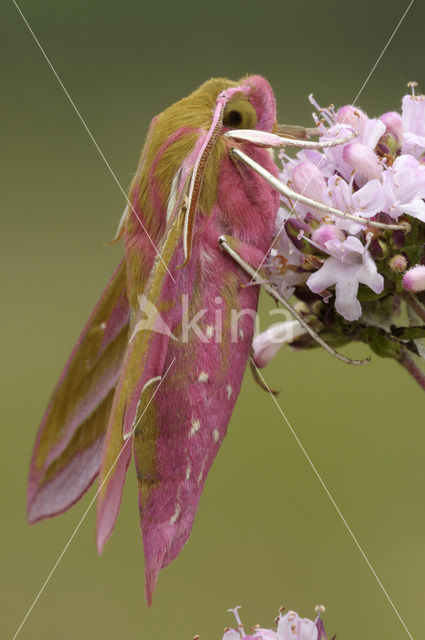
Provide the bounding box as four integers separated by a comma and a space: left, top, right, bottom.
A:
218, 234, 369, 366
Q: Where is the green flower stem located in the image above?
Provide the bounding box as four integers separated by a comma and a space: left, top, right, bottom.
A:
399, 349, 425, 392
399, 291, 425, 324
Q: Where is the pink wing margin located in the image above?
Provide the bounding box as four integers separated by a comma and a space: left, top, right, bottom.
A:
27, 260, 130, 523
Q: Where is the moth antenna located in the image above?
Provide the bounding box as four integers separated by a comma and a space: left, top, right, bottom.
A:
178, 86, 245, 268
230, 148, 405, 232
225, 129, 357, 149
178, 107, 225, 266
218, 235, 370, 366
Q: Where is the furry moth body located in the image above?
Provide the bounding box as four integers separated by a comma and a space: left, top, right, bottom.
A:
27, 76, 280, 603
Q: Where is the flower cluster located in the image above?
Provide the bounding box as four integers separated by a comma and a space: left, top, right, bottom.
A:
220, 605, 330, 640
254, 83, 425, 386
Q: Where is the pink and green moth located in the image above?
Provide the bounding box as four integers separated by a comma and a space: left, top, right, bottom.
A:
28, 75, 351, 604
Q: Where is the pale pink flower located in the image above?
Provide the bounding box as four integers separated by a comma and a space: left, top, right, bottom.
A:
347, 113, 385, 149
403, 265, 425, 292
270, 83, 425, 370
312, 223, 345, 247
380, 110, 403, 141
321, 115, 385, 182
295, 149, 336, 179
335, 104, 368, 129
342, 142, 383, 182
222, 607, 329, 640
292, 161, 327, 201
271, 209, 309, 299
317, 123, 353, 182
273, 610, 319, 640
401, 93, 425, 158
382, 154, 425, 221
307, 236, 384, 321
325, 174, 386, 233
223, 630, 252, 640
252, 321, 308, 367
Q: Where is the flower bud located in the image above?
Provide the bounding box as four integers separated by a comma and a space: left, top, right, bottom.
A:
369, 237, 388, 259
377, 133, 399, 155
311, 300, 325, 315
342, 142, 383, 179
285, 218, 312, 253
335, 105, 367, 129
402, 265, 425, 292
252, 322, 306, 368
292, 161, 326, 201
380, 111, 402, 140
312, 223, 345, 248
388, 254, 407, 273
391, 229, 406, 248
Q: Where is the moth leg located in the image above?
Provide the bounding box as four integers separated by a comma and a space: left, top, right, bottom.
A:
274, 123, 318, 140
229, 148, 405, 232
217, 233, 267, 274
218, 235, 369, 366
225, 128, 357, 150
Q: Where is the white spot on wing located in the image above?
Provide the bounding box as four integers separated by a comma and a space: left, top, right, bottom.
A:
197, 462, 205, 485
190, 418, 201, 436
239, 328, 244, 339
226, 384, 232, 399
198, 371, 209, 382
185, 464, 191, 480
205, 325, 214, 339
169, 503, 181, 526
213, 429, 219, 442
100, 322, 107, 330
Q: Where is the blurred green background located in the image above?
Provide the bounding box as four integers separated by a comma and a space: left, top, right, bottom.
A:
2, 1, 425, 638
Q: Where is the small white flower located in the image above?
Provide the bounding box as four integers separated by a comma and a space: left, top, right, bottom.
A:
307, 236, 384, 321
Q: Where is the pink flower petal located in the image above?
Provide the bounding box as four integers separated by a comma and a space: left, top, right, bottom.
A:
252, 322, 306, 367
403, 265, 425, 292
312, 224, 345, 247
380, 110, 402, 140
292, 161, 327, 201
343, 142, 383, 180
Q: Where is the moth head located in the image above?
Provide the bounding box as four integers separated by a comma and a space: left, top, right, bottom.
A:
125, 76, 277, 267
235, 74, 277, 132
176, 76, 277, 267
218, 75, 277, 135
222, 98, 258, 130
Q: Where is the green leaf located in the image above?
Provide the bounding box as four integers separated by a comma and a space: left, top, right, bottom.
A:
359, 327, 402, 359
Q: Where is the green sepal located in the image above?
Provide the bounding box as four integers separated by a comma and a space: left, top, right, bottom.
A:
285, 219, 316, 255
356, 284, 390, 302
390, 325, 425, 340
401, 244, 424, 267
359, 327, 402, 360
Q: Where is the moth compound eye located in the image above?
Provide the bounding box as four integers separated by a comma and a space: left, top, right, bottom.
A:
223, 99, 257, 129
224, 110, 243, 127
